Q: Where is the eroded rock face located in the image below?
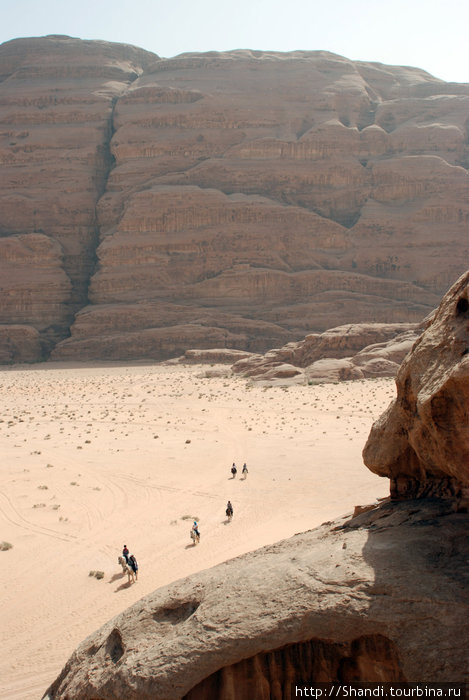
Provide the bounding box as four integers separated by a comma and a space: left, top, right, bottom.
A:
363, 270, 469, 500
0, 36, 157, 360
0, 324, 43, 362
0, 233, 71, 351
43, 500, 469, 699
1, 38, 469, 361
232, 322, 421, 383
185, 635, 405, 699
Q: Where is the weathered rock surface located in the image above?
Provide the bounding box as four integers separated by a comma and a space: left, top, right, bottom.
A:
0, 36, 157, 360
1, 38, 469, 361
0, 324, 43, 362
43, 500, 469, 699
232, 322, 421, 383
0, 232, 72, 351
50, 301, 291, 360
363, 270, 469, 502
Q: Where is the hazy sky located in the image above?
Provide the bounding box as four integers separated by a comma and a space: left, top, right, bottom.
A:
1, 0, 468, 83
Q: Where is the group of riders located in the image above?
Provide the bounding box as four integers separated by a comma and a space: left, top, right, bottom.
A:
190, 461, 249, 543
121, 462, 249, 561
231, 462, 248, 478
189, 460, 248, 545
191, 497, 234, 543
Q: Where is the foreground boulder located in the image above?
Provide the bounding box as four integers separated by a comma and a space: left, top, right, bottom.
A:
363, 270, 469, 504
43, 500, 469, 699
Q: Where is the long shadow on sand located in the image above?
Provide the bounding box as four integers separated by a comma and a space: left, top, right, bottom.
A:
114, 580, 135, 593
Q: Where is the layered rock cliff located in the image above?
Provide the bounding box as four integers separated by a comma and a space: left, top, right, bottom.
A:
1, 37, 469, 361
0, 35, 157, 358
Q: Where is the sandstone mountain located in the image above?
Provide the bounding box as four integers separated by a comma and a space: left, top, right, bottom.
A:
1, 36, 469, 362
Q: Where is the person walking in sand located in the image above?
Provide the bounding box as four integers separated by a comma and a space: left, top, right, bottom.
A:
231, 463, 237, 478
122, 545, 129, 563
242, 463, 248, 478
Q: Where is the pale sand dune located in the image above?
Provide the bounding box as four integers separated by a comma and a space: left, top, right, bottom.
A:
0, 363, 394, 699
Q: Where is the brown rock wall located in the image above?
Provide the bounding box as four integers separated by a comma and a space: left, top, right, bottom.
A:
185, 635, 405, 699
0, 36, 157, 355
0, 233, 71, 353
2, 40, 469, 361
0, 325, 43, 362
51, 301, 292, 360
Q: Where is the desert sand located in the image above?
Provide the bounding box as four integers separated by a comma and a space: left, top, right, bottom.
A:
0, 362, 394, 700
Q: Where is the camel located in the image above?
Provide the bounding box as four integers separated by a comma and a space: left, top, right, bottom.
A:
190, 529, 200, 545
118, 555, 135, 584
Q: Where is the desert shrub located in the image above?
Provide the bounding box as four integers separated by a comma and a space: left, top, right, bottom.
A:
89, 570, 105, 580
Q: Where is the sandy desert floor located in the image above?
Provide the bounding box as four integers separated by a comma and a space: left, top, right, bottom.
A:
0, 362, 395, 699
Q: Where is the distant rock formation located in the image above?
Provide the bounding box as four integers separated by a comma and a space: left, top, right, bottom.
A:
363, 270, 469, 506
1, 37, 469, 362
43, 500, 469, 699
231, 322, 422, 383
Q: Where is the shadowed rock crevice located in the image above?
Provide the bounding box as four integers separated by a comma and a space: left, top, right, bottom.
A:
105, 628, 125, 665
183, 635, 406, 699
73, 94, 118, 315
153, 599, 201, 625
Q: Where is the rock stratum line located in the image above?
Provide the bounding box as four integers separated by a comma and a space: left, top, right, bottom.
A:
1, 36, 469, 362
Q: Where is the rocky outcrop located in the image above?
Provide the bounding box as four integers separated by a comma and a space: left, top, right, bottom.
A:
363, 270, 469, 504
43, 499, 469, 699
232, 322, 421, 383
2, 38, 469, 361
